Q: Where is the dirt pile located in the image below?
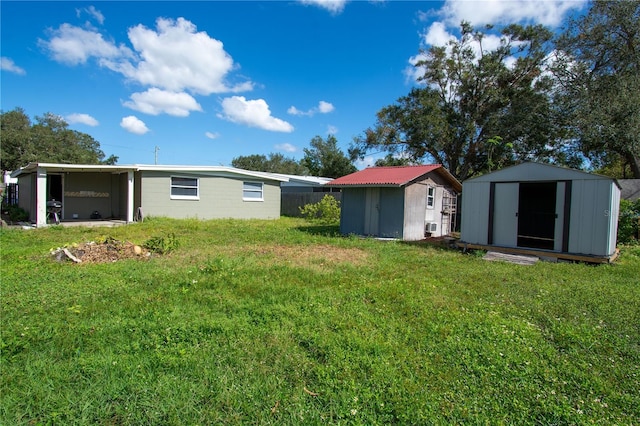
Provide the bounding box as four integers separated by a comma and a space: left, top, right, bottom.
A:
51, 237, 149, 264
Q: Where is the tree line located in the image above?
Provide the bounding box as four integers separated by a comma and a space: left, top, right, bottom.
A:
2, 1, 638, 179
350, 0, 639, 180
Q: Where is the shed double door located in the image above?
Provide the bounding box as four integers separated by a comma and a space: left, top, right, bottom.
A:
493, 182, 559, 250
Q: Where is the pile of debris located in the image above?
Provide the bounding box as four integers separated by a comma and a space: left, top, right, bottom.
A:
51, 237, 150, 264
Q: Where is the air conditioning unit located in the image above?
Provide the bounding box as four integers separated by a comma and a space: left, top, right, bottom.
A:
426, 222, 438, 233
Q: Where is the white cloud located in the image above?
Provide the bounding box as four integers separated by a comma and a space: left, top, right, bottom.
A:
41, 23, 131, 65
424, 21, 455, 47
318, 101, 335, 113
66, 113, 99, 126
205, 131, 220, 139
439, 0, 586, 28
120, 115, 149, 135
0, 57, 26, 75
298, 0, 347, 14
218, 96, 294, 133
287, 106, 305, 116
288, 100, 335, 116
42, 17, 253, 96
327, 125, 338, 135
275, 143, 297, 153
116, 17, 252, 95
123, 88, 202, 116
355, 156, 376, 169
77, 6, 105, 25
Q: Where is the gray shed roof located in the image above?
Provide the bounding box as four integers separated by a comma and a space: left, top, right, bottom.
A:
465, 162, 619, 187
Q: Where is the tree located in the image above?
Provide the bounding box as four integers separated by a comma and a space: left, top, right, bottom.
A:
231, 152, 307, 174
374, 154, 415, 167
301, 135, 356, 178
553, 0, 640, 178
1, 108, 117, 171
351, 23, 574, 181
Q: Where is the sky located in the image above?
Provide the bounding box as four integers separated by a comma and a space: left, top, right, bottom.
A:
1, 0, 588, 170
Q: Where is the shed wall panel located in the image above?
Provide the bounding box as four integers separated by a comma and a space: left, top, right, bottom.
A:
460, 181, 491, 244
607, 185, 621, 254
492, 182, 518, 247
379, 188, 404, 239
569, 180, 617, 256
340, 188, 366, 235
403, 183, 425, 240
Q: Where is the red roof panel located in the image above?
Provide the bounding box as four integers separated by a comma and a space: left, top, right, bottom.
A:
328, 165, 443, 186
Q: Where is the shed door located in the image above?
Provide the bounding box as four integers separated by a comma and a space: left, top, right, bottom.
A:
364, 188, 380, 236
493, 183, 518, 247
517, 182, 557, 250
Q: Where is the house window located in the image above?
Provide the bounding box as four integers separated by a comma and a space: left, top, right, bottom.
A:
243, 182, 263, 201
427, 186, 435, 209
170, 176, 199, 200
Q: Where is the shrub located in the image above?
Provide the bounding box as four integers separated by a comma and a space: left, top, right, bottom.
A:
143, 232, 180, 254
618, 198, 640, 244
299, 195, 341, 224
2, 204, 29, 222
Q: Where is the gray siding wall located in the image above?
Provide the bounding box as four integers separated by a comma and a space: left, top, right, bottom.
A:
379, 188, 404, 238
569, 180, 619, 256
460, 181, 491, 245
139, 171, 281, 219
340, 188, 366, 236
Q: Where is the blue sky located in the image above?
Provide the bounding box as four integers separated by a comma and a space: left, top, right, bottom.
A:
1, 0, 587, 169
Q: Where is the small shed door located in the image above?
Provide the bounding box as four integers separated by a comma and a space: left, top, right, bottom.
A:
517, 182, 557, 250
364, 188, 380, 236
493, 183, 519, 247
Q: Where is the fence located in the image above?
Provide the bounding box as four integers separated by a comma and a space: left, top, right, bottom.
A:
281, 192, 341, 217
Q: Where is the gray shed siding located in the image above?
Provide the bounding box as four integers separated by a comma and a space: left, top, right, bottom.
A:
339, 187, 406, 238
139, 171, 281, 219
379, 188, 405, 238
569, 179, 619, 256
460, 163, 620, 257
460, 181, 491, 245
339, 188, 366, 236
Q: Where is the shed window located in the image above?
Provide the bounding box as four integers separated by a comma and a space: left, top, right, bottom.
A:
170, 176, 199, 200
243, 182, 264, 201
427, 186, 435, 209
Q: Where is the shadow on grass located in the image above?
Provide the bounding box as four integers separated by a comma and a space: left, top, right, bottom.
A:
401, 236, 464, 254
295, 224, 342, 237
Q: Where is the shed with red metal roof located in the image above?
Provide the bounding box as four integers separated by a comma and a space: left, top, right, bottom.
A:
327, 165, 461, 240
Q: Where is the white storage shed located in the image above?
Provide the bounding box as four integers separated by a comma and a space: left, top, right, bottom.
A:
459, 162, 621, 262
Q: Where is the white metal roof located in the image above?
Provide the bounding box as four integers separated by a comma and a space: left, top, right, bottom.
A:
10, 163, 289, 182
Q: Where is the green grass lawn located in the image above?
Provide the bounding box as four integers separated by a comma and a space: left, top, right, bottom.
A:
1, 217, 639, 425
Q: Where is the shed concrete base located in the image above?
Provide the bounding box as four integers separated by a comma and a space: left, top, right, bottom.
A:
457, 242, 619, 264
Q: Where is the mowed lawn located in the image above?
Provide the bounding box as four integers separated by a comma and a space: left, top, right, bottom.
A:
1, 217, 639, 425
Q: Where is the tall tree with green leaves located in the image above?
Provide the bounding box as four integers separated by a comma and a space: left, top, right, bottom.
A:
301, 135, 356, 178
553, 0, 640, 178
231, 152, 307, 174
351, 22, 575, 181
1, 108, 117, 171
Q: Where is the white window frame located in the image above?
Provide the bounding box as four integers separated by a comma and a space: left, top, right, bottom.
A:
426, 186, 435, 209
243, 181, 264, 202
170, 176, 199, 200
